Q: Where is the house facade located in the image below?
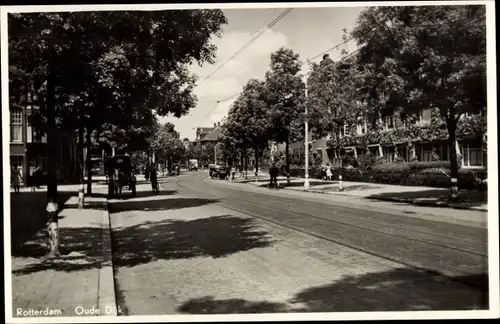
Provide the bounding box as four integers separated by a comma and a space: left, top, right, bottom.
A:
9, 82, 79, 186
316, 106, 487, 169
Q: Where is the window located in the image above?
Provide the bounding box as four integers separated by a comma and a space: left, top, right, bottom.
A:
461, 143, 484, 167
343, 124, 350, 137
419, 108, 431, 125
385, 116, 394, 130
400, 113, 407, 124
356, 117, 367, 135
10, 108, 22, 142
382, 146, 395, 163
396, 145, 408, 162
421, 143, 433, 162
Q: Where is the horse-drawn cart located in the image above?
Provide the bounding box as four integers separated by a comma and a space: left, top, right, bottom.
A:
105, 155, 137, 198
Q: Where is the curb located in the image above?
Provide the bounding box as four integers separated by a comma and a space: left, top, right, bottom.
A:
365, 196, 487, 212
97, 198, 118, 316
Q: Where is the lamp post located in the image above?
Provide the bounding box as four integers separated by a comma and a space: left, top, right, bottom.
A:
304, 61, 311, 191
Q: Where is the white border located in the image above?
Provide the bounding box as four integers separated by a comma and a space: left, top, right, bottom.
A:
2, 1, 498, 323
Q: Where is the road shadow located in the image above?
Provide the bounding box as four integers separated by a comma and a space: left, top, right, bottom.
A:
178, 296, 289, 314
106, 190, 179, 201
10, 190, 76, 255
367, 189, 487, 207
177, 268, 488, 314
319, 184, 382, 192
111, 215, 275, 267
11, 225, 103, 274
289, 267, 488, 312
109, 197, 219, 213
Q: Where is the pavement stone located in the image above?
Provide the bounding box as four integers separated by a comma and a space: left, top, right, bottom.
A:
108, 180, 486, 315
9, 185, 115, 319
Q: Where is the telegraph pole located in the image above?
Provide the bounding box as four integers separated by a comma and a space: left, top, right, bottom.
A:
304, 60, 310, 191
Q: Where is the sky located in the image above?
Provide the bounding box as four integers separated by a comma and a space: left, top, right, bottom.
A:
159, 5, 367, 140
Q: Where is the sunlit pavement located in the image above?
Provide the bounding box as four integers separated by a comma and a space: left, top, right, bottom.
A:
108, 172, 488, 315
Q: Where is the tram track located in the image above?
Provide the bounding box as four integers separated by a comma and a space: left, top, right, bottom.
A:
173, 174, 488, 291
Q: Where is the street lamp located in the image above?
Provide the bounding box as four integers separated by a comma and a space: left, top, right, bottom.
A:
303, 60, 311, 191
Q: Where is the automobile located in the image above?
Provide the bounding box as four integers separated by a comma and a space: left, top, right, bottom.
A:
188, 159, 199, 171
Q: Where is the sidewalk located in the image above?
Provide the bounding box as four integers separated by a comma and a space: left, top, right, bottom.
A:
10, 184, 117, 318
232, 174, 488, 212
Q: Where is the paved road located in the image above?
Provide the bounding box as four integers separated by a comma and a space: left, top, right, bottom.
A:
108, 172, 488, 315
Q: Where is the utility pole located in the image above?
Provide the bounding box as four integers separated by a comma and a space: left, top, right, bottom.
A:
304, 60, 310, 191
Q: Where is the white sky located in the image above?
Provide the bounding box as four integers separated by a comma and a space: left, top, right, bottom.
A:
159, 6, 366, 140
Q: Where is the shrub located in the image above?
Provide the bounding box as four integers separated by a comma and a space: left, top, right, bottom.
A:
372, 161, 451, 173
357, 152, 377, 170
342, 155, 359, 168
367, 167, 486, 189
330, 168, 366, 182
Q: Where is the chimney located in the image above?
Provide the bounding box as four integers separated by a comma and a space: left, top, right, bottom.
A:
218, 122, 220, 126
214, 123, 216, 128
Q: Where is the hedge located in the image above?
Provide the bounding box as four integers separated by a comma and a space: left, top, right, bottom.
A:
277, 162, 486, 190
330, 166, 486, 190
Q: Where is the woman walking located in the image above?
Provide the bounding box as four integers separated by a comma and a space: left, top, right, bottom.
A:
326, 164, 333, 181
11, 164, 22, 193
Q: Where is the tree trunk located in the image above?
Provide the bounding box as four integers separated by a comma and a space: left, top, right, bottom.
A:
285, 137, 291, 184
240, 150, 244, 172
44, 63, 60, 259
77, 120, 85, 209
243, 146, 248, 179
86, 127, 92, 196
447, 118, 459, 201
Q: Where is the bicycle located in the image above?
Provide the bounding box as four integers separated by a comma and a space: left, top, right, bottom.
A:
268, 177, 279, 190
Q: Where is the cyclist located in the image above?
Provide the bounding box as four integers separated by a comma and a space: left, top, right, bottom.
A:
269, 162, 279, 189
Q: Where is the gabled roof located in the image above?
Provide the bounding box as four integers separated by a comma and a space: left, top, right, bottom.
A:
197, 127, 214, 134
200, 126, 223, 142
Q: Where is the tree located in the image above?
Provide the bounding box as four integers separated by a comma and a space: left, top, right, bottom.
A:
264, 48, 306, 182
8, 10, 227, 259
308, 52, 368, 160
150, 123, 186, 172
351, 5, 486, 200
232, 79, 270, 178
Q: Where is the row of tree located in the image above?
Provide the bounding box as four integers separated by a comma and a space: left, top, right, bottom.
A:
219, 5, 486, 199
219, 47, 306, 181
9, 10, 228, 258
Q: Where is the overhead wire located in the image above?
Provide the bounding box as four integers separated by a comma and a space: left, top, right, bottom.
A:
213, 37, 361, 107
192, 8, 294, 128
195, 8, 294, 89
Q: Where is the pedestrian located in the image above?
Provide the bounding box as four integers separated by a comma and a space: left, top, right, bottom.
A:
11, 164, 22, 193
31, 165, 42, 192
231, 166, 236, 182
269, 162, 279, 188
320, 162, 326, 181
326, 164, 333, 181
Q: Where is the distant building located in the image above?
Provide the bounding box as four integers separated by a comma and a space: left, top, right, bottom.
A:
199, 122, 223, 145
195, 125, 215, 142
